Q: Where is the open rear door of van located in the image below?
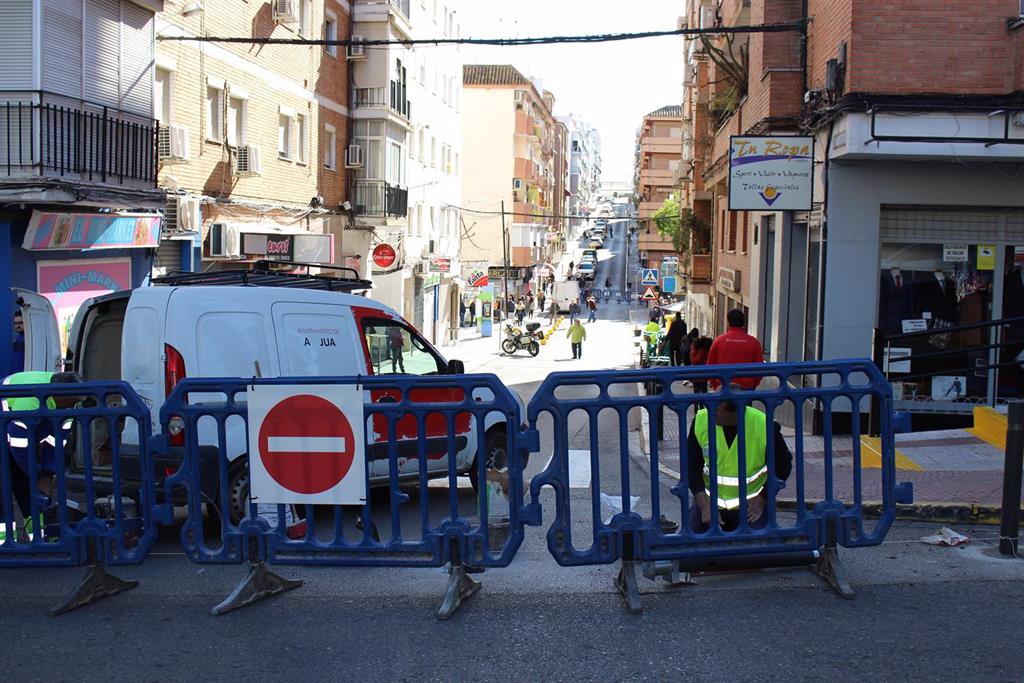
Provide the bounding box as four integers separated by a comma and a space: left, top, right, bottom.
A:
13, 288, 62, 372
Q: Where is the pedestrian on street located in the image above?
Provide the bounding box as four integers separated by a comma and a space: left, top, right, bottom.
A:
690, 336, 713, 398
680, 327, 698, 367
459, 299, 467, 328
568, 299, 580, 325
685, 385, 792, 532
586, 294, 598, 323
387, 325, 406, 373
566, 318, 587, 359
515, 298, 526, 325
527, 292, 534, 312
10, 312, 25, 375
707, 309, 765, 390
666, 315, 686, 366
537, 291, 546, 315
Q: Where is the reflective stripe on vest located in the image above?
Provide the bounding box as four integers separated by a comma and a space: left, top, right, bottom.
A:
693, 407, 769, 510
3, 372, 60, 451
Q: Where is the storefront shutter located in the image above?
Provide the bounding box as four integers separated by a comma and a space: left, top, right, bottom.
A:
120, 0, 154, 117
0, 0, 33, 89
155, 240, 183, 274
42, 0, 84, 97
881, 208, 1024, 244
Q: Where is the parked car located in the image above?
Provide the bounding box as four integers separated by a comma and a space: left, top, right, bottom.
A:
13, 265, 520, 522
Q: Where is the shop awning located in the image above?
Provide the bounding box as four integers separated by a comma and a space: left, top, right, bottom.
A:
23, 210, 161, 250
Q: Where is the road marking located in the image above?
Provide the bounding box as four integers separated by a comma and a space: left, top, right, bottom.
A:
267, 436, 347, 453
543, 449, 592, 488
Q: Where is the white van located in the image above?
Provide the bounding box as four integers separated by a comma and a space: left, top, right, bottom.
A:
13, 269, 517, 522
551, 280, 580, 313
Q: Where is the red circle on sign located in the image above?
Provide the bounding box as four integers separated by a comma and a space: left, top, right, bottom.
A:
373, 244, 397, 269
257, 395, 355, 495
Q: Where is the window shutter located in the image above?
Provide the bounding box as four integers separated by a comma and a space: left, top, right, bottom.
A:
84, 0, 121, 108
120, 0, 154, 117
42, 0, 83, 97
0, 0, 34, 89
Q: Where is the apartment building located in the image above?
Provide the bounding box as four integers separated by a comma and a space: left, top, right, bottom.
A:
550, 118, 570, 264
155, 0, 349, 275
634, 105, 684, 291
462, 65, 559, 295
681, 0, 1024, 426
0, 0, 164, 369
361, 0, 465, 345
563, 116, 602, 227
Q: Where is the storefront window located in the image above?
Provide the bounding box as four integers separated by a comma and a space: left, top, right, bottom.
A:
998, 245, 1024, 403
879, 243, 993, 408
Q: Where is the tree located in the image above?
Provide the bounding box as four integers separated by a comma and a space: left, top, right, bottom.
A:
653, 197, 683, 252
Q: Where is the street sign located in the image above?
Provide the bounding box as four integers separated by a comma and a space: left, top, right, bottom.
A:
372, 244, 397, 269
641, 285, 658, 300
641, 269, 658, 286
246, 385, 366, 505
663, 276, 676, 293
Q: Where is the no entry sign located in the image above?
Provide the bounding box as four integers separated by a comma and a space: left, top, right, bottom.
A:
247, 384, 366, 505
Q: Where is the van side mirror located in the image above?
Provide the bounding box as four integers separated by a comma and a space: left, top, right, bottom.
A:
447, 359, 465, 375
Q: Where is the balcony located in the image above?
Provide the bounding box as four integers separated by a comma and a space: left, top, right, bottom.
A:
352, 85, 410, 121
684, 253, 714, 294
0, 90, 157, 188
355, 0, 410, 22
354, 180, 408, 218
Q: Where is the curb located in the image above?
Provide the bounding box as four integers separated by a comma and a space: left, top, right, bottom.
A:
638, 403, 1010, 525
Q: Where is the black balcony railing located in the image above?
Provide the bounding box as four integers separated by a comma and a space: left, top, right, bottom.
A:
0, 90, 157, 186
355, 180, 408, 218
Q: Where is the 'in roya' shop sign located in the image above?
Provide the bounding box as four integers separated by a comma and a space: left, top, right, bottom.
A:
728, 136, 814, 211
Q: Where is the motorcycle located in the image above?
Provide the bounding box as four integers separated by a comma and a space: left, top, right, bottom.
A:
502, 322, 543, 357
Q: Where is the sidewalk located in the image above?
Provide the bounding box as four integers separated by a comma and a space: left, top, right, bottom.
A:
638, 401, 1011, 523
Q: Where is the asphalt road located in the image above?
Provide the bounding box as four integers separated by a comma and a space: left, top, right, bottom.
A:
4, 221, 1023, 680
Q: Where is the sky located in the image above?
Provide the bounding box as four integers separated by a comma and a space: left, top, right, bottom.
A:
456, 1, 685, 186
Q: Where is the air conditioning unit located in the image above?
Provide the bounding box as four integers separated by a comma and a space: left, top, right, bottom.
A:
236, 144, 262, 176
513, 179, 523, 190
176, 195, 201, 233
345, 144, 364, 169
158, 124, 190, 162
207, 223, 241, 259
273, 0, 298, 22
347, 35, 366, 59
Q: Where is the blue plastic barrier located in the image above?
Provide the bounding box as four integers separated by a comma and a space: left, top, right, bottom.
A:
157, 373, 530, 617
0, 380, 157, 614
525, 358, 912, 611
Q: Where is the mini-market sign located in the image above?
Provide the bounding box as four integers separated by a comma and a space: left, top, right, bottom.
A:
728, 136, 814, 211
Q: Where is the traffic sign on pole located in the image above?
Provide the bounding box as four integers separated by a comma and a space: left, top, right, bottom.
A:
641, 269, 659, 286
247, 384, 366, 505
641, 285, 658, 300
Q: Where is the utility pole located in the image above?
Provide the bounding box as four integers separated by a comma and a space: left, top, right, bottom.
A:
499, 200, 511, 349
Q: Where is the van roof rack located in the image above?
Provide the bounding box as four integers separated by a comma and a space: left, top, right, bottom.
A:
152, 261, 372, 293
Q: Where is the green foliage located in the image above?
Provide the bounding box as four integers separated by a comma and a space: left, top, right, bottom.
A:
653, 197, 683, 252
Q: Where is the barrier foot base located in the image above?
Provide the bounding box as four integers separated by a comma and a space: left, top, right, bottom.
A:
813, 546, 854, 599
211, 562, 303, 616
50, 564, 139, 616
614, 560, 643, 614
642, 560, 695, 587
436, 565, 481, 620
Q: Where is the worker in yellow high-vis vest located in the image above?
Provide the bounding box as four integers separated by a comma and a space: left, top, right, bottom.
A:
685, 385, 792, 532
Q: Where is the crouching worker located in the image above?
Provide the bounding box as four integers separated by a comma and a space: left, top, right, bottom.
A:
686, 384, 792, 532
2, 371, 82, 535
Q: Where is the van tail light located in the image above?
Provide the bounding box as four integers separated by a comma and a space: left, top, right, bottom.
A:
164, 344, 187, 446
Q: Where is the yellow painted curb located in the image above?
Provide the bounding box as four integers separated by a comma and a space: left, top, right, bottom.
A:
859, 436, 925, 472
967, 406, 1007, 451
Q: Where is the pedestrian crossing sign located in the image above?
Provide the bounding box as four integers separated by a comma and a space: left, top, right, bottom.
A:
641, 285, 658, 300
641, 269, 658, 286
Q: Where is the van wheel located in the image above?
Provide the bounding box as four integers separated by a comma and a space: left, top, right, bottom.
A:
227, 458, 250, 526
468, 426, 529, 493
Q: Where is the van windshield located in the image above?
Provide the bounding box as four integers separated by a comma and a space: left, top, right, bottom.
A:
361, 318, 445, 376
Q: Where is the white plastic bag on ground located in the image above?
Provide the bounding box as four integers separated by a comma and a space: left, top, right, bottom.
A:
600, 492, 640, 524
920, 527, 970, 547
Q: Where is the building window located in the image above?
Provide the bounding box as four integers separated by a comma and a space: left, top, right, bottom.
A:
416, 203, 424, 236
206, 84, 224, 142
386, 140, 403, 185
298, 0, 311, 38
278, 114, 292, 159
430, 137, 437, 168
226, 95, 246, 147
454, 152, 459, 176
418, 129, 425, 162
324, 14, 337, 56
324, 124, 337, 170
155, 67, 172, 124
297, 113, 308, 164
728, 211, 737, 252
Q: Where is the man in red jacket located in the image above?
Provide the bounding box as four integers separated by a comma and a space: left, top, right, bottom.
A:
707, 309, 764, 390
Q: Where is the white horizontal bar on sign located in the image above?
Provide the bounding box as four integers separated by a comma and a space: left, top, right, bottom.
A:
267, 437, 346, 453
